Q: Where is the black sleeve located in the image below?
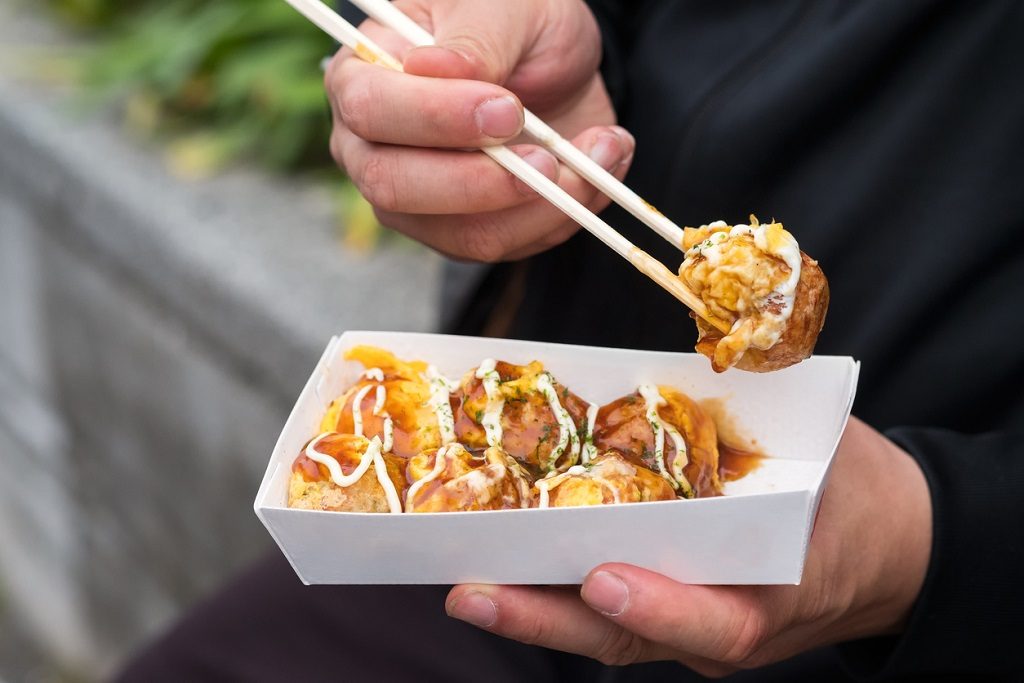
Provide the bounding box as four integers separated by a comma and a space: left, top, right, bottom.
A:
840, 427, 1024, 678
467, 1, 1024, 676
337, 2, 366, 26
585, 0, 652, 112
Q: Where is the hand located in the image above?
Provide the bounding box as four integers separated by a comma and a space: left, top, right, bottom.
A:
445, 417, 933, 677
325, 0, 635, 262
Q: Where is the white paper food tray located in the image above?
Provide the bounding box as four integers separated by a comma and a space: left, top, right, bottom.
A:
255, 331, 858, 585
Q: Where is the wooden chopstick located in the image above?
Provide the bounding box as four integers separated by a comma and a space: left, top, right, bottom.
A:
348, 0, 687, 252
282, 0, 729, 334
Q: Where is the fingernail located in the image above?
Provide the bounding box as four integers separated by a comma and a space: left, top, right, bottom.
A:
611, 126, 636, 169
475, 96, 522, 138
588, 131, 626, 170
447, 591, 497, 628
582, 571, 629, 616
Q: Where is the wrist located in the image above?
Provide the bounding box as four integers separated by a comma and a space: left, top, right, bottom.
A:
849, 428, 933, 639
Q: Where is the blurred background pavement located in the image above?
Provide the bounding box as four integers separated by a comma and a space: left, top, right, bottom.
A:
0, 1, 444, 679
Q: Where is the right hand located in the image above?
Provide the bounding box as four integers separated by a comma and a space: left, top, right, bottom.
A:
325, 0, 636, 262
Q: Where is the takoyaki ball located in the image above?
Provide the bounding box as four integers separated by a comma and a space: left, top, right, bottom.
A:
454, 360, 590, 476
693, 251, 829, 373
405, 443, 532, 512
679, 218, 829, 373
593, 386, 722, 498
320, 345, 447, 458
535, 452, 676, 508
289, 433, 405, 512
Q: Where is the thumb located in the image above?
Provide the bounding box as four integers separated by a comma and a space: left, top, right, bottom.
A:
580, 564, 778, 665
401, 2, 533, 84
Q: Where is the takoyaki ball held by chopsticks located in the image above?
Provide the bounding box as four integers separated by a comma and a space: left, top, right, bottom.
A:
454, 360, 592, 477
405, 444, 533, 512
290, 433, 405, 512
594, 385, 722, 498
282, 3, 826, 375
534, 452, 677, 508
678, 217, 829, 373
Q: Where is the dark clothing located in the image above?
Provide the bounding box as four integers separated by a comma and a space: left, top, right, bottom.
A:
457, 0, 1024, 677
115, 552, 600, 683
118, 1, 1023, 681
118, 551, 859, 683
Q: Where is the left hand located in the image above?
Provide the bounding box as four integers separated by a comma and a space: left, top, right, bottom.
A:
445, 417, 933, 677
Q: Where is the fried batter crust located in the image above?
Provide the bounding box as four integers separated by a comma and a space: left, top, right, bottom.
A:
695, 252, 829, 372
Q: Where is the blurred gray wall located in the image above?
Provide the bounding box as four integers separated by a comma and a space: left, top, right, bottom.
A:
0, 60, 441, 681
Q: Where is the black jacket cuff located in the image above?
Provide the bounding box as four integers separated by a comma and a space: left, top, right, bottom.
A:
839, 427, 1024, 678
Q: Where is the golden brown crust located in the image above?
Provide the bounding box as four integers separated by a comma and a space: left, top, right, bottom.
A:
593, 388, 723, 497
695, 252, 829, 373
453, 361, 589, 476
405, 445, 531, 512
537, 452, 677, 507
288, 436, 406, 513
287, 346, 770, 513
656, 387, 724, 496
322, 348, 443, 458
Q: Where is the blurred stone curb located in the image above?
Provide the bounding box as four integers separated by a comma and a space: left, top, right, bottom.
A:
0, 6, 440, 679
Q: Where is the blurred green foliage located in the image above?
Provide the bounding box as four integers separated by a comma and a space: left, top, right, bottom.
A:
46, 0, 336, 174
45, 0, 122, 26
42, 0, 394, 247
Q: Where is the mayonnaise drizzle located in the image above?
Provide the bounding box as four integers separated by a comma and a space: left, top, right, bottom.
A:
475, 359, 505, 448
425, 365, 458, 445
683, 220, 802, 351
581, 402, 599, 464
536, 465, 621, 508
371, 446, 402, 514
380, 416, 394, 454
535, 372, 580, 471
637, 384, 693, 496
350, 384, 375, 437
405, 444, 452, 512
305, 432, 379, 488
367, 383, 395, 453
752, 225, 802, 309
351, 377, 395, 453
310, 372, 400, 506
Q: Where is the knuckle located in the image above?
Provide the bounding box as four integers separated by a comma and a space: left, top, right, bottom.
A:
512, 615, 560, 649
447, 34, 504, 82
592, 627, 647, 667
461, 170, 516, 213
720, 604, 772, 666
355, 154, 400, 211
459, 220, 506, 263
814, 568, 853, 623
337, 78, 377, 139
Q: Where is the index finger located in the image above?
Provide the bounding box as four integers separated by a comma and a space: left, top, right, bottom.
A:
328, 57, 524, 147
